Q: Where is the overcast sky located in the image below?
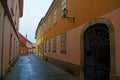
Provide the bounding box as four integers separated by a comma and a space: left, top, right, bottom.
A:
19, 0, 53, 43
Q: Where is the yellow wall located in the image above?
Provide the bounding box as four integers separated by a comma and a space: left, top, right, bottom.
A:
36, 20, 45, 57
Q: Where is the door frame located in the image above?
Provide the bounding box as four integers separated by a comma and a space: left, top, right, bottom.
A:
80, 18, 116, 80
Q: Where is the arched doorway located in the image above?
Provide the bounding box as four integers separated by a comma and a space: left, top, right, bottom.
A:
83, 23, 110, 80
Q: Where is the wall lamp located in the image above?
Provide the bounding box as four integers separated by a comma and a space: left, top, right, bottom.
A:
62, 8, 75, 23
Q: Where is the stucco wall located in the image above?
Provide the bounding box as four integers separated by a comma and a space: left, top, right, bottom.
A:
2, 16, 11, 74
0, 0, 22, 76
2, 15, 19, 74
103, 8, 120, 76
45, 8, 120, 77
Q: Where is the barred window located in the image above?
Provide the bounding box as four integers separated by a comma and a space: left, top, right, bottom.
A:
61, 33, 67, 53
53, 9, 57, 25
44, 42, 47, 52
48, 40, 51, 52
0, 14, 1, 23
53, 38, 57, 52
48, 17, 51, 30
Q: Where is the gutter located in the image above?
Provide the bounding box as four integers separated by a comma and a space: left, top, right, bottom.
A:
0, 1, 6, 79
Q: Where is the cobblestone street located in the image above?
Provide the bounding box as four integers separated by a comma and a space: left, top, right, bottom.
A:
7, 54, 79, 80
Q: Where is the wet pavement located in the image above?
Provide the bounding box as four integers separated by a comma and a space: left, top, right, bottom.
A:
7, 54, 79, 80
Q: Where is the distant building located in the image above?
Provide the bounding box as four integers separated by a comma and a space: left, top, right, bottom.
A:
18, 33, 34, 54
35, 0, 120, 80
32, 43, 36, 54
0, 0, 23, 79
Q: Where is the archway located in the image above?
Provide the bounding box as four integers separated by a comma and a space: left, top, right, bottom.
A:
83, 23, 110, 80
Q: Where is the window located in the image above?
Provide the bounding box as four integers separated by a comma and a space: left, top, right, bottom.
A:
53, 9, 57, 25
14, 38, 15, 57
14, 6, 17, 25
11, 0, 15, 16
9, 34, 12, 61
61, 33, 67, 53
48, 17, 51, 30
48, 40, 51, 52
62, 0, 67, 16
53, 38, 57, 52
45, 24, 48, 33
12, 0, 15, 8
7, 0, 11, 8
44, 42, 47, 52
0, 14, 1, 23
0, 13, 1, 33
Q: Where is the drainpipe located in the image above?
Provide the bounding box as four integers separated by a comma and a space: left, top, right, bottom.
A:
1, 6, 6, 80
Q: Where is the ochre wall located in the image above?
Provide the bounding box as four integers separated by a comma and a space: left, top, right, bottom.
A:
44, 0, 120, 40
43, 0, 120, 65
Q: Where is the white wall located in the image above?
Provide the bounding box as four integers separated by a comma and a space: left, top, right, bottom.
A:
26, 42, 32, 48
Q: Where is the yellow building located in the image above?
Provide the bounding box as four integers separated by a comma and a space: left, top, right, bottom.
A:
36, 18, 45, 58
36, 0, 120, 79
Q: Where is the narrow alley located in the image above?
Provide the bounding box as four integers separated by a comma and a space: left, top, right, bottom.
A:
7, 54, 79, 80
1, 0, 120, 80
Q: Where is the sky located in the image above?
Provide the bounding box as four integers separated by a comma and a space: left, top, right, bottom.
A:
19, 0, 53, 43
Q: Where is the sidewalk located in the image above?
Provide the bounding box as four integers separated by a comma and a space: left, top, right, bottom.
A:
7, 54, 79, 80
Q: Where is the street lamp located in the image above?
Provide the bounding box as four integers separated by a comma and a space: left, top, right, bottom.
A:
62, 8, 75, 23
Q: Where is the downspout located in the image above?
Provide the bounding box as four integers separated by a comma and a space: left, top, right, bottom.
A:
1, 7, 7, 79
